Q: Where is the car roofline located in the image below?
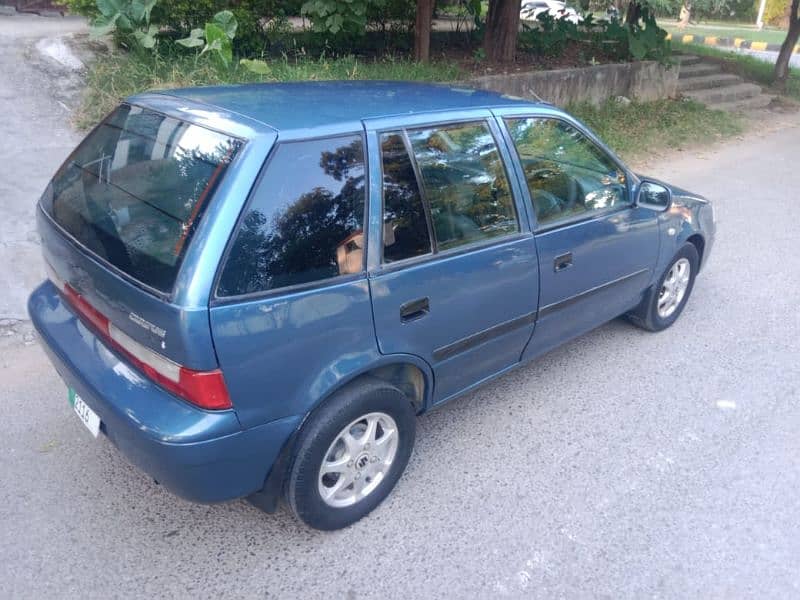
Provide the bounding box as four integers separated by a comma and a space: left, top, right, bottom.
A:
126, 91, 279, 139
129, 82, 549, 137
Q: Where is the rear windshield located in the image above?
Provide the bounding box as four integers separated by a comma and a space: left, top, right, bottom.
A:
43, 104, 241, 294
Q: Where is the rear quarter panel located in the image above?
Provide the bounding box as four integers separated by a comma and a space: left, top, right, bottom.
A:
210, 279, 381, 428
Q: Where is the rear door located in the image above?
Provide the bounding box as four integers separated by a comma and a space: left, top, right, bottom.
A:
498, 111, 660, 359
364, 113, 539, 405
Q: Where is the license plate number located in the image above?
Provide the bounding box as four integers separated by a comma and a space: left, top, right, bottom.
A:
68, 388, 101, 438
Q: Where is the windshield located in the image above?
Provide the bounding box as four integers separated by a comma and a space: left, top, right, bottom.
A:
43, 104, 241, 294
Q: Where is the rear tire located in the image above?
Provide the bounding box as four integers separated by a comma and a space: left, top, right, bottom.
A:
628, 243, 699, 332
285, 378, 416, 530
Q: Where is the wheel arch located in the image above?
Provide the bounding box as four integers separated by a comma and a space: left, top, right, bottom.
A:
686, 233, 705, 268
313, 354, 433, 416
247, 354, 433, 512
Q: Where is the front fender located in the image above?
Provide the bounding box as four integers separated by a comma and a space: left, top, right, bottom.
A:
653, 192, 715, 277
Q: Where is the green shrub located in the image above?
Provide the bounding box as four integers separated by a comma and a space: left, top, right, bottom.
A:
518, 8, 670, 64
152, 1, 285, 55
519, 13, 582, 57
626, 8, 671, 62
56, 0, 100, 18
70, 0, 292, 55
301, 0, 370, 35
90, 0, 159, 52
176, 10, 238, 67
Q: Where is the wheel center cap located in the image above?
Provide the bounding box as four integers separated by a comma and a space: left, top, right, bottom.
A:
355, 453, 370, 470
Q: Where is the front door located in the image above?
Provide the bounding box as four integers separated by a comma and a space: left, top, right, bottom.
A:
365, 116, 539, 404
499, 114, 660, 359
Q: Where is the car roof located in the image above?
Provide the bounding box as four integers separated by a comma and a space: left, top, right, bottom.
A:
148, 81, 540, 136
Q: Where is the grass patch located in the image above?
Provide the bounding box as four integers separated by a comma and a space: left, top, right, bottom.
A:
78, 51, 466, 129
673, 41, 800, 100
569, 98, 743, 162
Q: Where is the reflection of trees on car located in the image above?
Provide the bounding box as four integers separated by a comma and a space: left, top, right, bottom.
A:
408, 123, 518, 250
506, 117, 627, 226
218, 138, 366, 296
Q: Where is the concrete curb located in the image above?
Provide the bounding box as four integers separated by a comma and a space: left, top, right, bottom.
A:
667, 32, 799, 55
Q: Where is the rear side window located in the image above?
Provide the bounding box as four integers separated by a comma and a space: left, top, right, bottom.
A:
406, 122, 519, 251
44, 104, 240, 294
217, 135, 366, 297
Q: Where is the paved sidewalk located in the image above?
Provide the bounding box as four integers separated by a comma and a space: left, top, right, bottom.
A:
0, 14, 86, 326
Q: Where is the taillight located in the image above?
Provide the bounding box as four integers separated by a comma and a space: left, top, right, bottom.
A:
108, 323, 231, 411
55, 275, 232, 410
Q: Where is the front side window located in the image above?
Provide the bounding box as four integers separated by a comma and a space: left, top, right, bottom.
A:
505, 117, 628, 228
44, 104, 240, 293
217, 135, 366, 297
407, 122, 519, 251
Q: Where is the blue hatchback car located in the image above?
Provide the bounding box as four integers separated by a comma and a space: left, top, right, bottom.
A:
29, 81, 714, 529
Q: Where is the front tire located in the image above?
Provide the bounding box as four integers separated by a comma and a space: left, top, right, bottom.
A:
628, 243, 699, 332
285, 378, 416, 530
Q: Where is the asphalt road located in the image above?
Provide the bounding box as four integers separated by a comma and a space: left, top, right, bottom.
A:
0, 14, 84, 323
2, 15, 800, 600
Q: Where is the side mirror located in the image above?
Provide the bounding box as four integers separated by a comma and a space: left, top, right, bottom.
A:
637, 180, 671, 210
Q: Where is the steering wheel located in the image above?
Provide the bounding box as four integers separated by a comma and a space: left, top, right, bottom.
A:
527, 167, 583, 215
531, 188, 565, 221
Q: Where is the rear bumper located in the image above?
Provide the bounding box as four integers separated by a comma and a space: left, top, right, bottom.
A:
29, 281, 301, 503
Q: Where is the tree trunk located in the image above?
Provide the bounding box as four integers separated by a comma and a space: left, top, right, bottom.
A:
678, 3, 691, 28
415, 0, 434, 62
483, 0, 522, 63
774, 0, 800, 90
625, 0, 642, 25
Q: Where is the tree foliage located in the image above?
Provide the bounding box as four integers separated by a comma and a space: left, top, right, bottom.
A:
761, 0, 792, 25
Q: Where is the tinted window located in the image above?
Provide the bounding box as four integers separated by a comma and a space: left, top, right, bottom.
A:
380, 133, 431, 263
44, 104, 240, 293
407, 122, 518, 251
218, 135, 366, 296
505, 117, 628, 227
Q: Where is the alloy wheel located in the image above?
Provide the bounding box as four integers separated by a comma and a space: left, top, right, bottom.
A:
318, 412, 399, 508
658, 257, 691, 319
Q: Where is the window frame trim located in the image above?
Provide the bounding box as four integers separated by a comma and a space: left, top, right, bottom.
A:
399, 129, 438, 255
375, 118, 524, 271
211, 131, 370, 305
372, 230, 532, 275
375, 130, 436, 265
501, 114, 633, 233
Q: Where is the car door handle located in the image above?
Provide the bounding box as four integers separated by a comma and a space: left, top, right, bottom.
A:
400, 297, 430, 322
554, 252, 573, 272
